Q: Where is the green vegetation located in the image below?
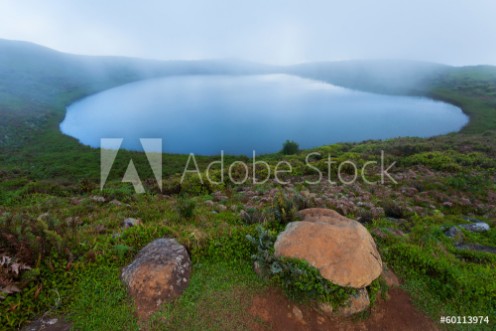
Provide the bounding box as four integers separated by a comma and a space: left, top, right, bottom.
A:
281, 140, 300, 155
1, 40, 496, 330
374, 215, 496, 329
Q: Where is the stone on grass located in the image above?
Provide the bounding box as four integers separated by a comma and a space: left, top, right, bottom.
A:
275, 208, 382, 288
460, 222, 490, 233
90, 195, 105, 203
121, 238, 191, 319
123, 218, 141, 229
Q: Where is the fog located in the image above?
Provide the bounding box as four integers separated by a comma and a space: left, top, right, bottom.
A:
0, 0, 495, 66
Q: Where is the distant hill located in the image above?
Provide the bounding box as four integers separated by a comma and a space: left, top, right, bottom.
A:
0, 39, 274, 148
286, 59, 450, 95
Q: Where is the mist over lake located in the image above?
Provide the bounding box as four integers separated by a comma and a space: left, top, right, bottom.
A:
60, 74, 468, 155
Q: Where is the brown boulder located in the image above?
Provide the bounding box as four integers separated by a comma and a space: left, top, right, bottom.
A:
297, 208, 351, 223
121, 238, 191, 319
275, 208, 382, 288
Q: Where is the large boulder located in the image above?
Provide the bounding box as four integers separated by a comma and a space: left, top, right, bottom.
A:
274, 208, 382, 288
121, 238, 191, 319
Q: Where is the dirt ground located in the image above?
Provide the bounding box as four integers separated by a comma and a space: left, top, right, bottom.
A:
248, 288, 439, 331
21, 287, 438, 331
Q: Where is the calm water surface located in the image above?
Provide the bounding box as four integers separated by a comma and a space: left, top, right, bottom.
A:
60, 74, 468, 155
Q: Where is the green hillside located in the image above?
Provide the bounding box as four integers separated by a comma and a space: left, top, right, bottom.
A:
1, 40, 496, 330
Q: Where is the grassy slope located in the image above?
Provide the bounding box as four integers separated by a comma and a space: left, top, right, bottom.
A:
1, 40, 496, 330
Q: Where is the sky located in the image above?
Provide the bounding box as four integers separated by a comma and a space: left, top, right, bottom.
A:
0, 0, 495, 66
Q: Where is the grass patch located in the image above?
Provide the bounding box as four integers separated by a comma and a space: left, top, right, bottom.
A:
145, 259, 266, 331
68, 265, 138, 331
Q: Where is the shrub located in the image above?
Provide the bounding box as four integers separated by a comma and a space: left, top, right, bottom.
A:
272, 191, 298, 225
381, 200, 406, 219
176, 198, 196, 219
281, 140, 299, 155
180, 174, 211, 195
0, 212, 77, 266
357, 209, 374, 224
240, 207, 267, 225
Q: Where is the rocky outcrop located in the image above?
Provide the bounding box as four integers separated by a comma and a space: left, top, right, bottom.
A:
121, 238, 191, 319
274, 208, 382, 288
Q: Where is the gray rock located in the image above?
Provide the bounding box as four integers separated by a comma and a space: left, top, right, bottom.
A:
212, 191, 228, 202
460, 222, 490, 233
456, 243, 496, 254
90, 195, 106, 203
21, 317, 71, 331
121, 238, 191, 319
445, 226, 463, 238
123, 218, 141, 228
204, 200, 215, 207
217, 204, 227, 212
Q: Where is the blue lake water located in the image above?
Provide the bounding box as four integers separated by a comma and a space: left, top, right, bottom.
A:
60, 74, 468, 155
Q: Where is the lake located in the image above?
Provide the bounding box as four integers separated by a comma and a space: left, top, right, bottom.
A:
60, 74, 468, 155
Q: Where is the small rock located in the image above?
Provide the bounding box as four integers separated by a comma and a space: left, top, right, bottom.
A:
339, 288, 370, 316
455, 243, 496, 254
444, 226, 464, 244
123, 218, 141, 228
381, 267, 400, 287
110, 199, 124, 206
21, 317, 71, 331
93, 224, 107, 234
70, 198, 83, 205
460, 222, 490, 233
292, 306, 306, 324
90, 195, 106, 203
318, 302, 333, 316
445, 226, 462, 238
371, 228, 388, 240
0, 284, 20, 295
212, 191, 228, 202
319, 288, 370, 317
204, 200, 215, 207
217, 204, 227, 212
386, 228, 406, 237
